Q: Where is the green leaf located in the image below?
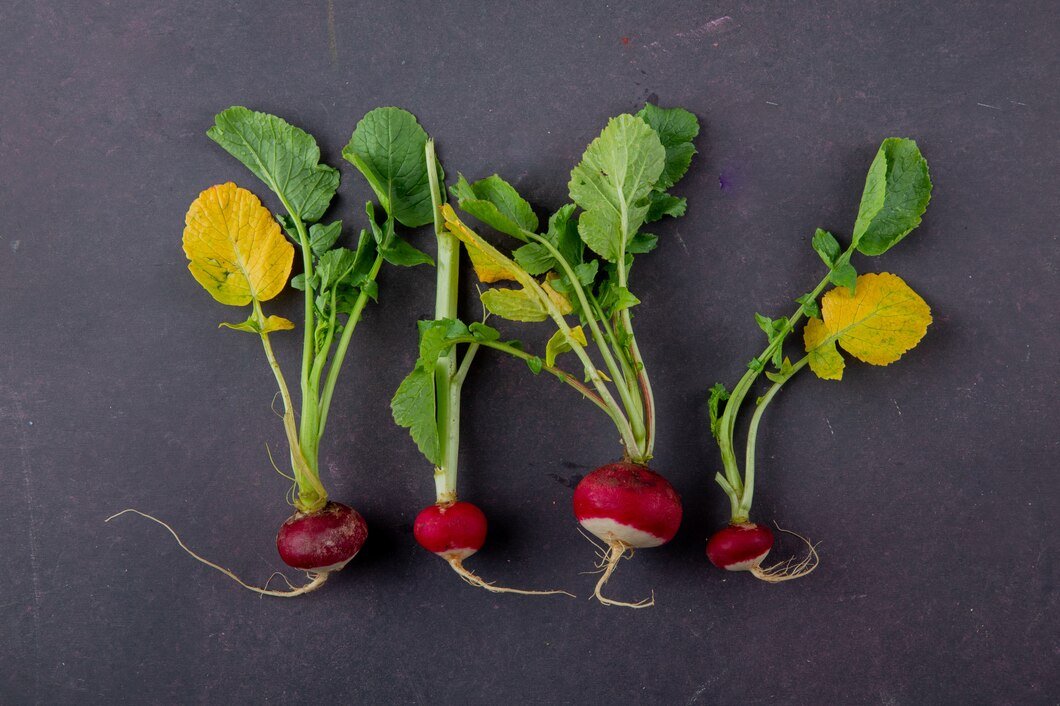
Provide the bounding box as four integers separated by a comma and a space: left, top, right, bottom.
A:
765, 357, 795, 384
627, 232, 659, 254
829, 262, 858, 293
636, 103, 700, 190
382, 236, 434, 267
343, 107, 436, 228
291, 273, 307, 291
811, 228, 841, 268
708, 382, 730, 438
599, 284, 641, 315
468, 321, 501, 341
796, 292, 821, 318
568, 114, 666, 262
480, 288, 548, 322
646, 193, 687, 222
309, 221, 343, 256
452, 174, 537, 239
207, 107, 339, 223
851, 138, 932, 256
512, 242, 555, 275
417, 318, 468, 365
526, 356, 544, 374
316, 248, 358, 290
391, 367, 439, 465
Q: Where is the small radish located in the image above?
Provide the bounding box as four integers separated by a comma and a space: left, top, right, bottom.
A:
277, 502, 368, 573
392, 138, 571, 597
438, 104, 701, 607
574, 462, 682, 607
707, 138, 934, 582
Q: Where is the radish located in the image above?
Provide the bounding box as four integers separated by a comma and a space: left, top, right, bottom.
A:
391, 136, 571, 597
430, 104, 700, 606
110, 107, 435, 596
707, 138, 934, 581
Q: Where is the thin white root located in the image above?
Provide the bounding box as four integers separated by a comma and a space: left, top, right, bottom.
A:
105, 509, 328, 598
446, 558, 574, 598
591, 541, 655, 609
750, 525, 821, 583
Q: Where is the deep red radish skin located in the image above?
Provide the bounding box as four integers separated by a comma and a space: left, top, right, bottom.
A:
276, 502, 368, 572
706, 523, 774, 571
414, 501, 487, 560
574, 462, 682, 548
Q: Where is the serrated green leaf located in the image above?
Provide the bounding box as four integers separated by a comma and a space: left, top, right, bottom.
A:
309, 221, 343, 256
811, 228, 841, 268
468, 321, 501, 341
382, 236, 434, 267
636, 103, 700, 190
391, 367, 439, 465
512, 242, 555, 275
708, 382, 729, 438
627, 232, 659, 254
829, 262, 858, 293
796, 292, 821, 318
452, 174, 537, 239
417, 318, 468, 365
568, 114, 666, 262
207, 107, 339, 223
852, 138, 932, 256
480, 287, 548, 322
645, 193, 687, 222
343, 107, 436, 228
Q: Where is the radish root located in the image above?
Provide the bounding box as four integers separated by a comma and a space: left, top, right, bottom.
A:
106, 509, 328, 598
750, 525, 820, 583
446, 558, 574, 597
591, 540, 655, 609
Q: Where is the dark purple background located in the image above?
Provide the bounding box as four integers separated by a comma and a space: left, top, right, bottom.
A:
1, 1, 1056, 703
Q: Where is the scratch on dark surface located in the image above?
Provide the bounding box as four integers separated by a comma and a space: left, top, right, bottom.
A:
977, 102, 1001, 110
326, 0, 338, 65
6, 381, 42, 694
893, 399, 903, 416
676, 16, 734, 41
547, 473, 582, 489
687, 683, 710, 704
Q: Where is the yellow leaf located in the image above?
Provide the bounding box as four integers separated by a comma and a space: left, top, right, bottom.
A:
480, 287, 548, 322
569, 325, 588, 347
182, 182, 294, 306
442, 204, 522, 283
804, 272, 932, 380
542, 274, 573, 315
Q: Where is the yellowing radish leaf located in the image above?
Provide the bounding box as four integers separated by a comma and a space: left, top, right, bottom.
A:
442, 204, 523, 283
219, 314, 295, 334
481, 287, 548, 322
542, 275, 573, 315
804, 272, 932, 380
545, 325, 587, 366
182, 183, 294, 306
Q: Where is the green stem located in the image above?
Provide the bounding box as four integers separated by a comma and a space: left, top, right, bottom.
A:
737, 355, 809, 520
427, 139, 461, 505
253, 301, 325, 512
523, 231, 644, 443
315, 254, 384, 439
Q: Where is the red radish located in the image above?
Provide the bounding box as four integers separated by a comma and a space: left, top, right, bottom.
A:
412, 500, 570, 596
277, 502, 368, 572
573, 461, 682, 608
706, 522, 773, 572
413, 501, 487, 561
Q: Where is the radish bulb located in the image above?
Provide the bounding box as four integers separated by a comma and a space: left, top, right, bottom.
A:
574, 462, 682, 608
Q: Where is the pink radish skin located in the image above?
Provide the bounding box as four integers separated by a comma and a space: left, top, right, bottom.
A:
706, 523, 774, 572
277, 501, 368, 572
413, 501, 487, 560
574, 461, 682, 547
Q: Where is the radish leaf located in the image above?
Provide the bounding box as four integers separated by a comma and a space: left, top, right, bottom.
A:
451, 174, 538, 239
207, 107, 339, 223
851, 138, 932, 256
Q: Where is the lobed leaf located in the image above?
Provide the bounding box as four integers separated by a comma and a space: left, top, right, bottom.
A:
803, 272, 932, 380
452, 174, 538, 239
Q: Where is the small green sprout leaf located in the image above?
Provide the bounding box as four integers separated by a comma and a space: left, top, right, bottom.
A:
811, 228, 841, 268
451, 173, 537, 240
309, 221, 343, 256
708, 383, 730, 438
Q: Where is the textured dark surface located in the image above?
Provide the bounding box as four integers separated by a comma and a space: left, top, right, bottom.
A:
1, 1, 1056, 703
